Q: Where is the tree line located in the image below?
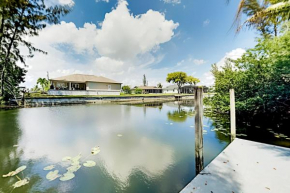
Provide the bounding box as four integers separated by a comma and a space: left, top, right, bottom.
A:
0, 0, 71, 102
206, 0, 290, 119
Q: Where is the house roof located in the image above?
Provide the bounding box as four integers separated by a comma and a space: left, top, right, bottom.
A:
50, 74, 122, 84
137, 86, 162, 90
163, 85, 178, 90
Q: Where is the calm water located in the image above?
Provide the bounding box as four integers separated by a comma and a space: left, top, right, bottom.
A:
0, 101, 230, 193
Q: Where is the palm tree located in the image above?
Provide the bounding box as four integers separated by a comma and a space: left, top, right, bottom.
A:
37, 78, 49, 91
231, 0, 290, 36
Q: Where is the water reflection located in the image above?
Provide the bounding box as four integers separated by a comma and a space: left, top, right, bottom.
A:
0, 102, 230, 193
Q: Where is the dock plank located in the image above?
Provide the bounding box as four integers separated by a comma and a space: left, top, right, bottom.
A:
180, 138, 290, 193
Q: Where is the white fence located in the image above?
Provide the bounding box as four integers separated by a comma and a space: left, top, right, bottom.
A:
47, 90, 120, 96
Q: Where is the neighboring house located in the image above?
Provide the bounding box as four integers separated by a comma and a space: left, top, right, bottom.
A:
162, 85, 209, 94
48, 74, 122, 95
182, 85, 209, 94
162, 85, 178, 94
137, 86, 163, 94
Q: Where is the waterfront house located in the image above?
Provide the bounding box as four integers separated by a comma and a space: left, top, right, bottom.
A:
162, 85, 178, 94
137, 86, 163, 94
48, 74, 122, 95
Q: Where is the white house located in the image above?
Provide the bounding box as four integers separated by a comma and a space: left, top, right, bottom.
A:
48, 74, 122, 96
162, 85, 178, 94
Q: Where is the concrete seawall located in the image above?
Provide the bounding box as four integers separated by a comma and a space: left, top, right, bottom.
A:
24, 95, 194, 107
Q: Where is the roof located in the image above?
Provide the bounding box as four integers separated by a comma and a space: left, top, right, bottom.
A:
137, 86, 162, 90
50, 74, 122, 84
163, 85, 178, 90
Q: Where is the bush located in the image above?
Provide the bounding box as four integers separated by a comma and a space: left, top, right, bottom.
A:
135, 88, 142, 94
122, 85, 131, 94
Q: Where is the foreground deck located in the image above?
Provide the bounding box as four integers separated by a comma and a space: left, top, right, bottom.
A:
180, 138, 290, 193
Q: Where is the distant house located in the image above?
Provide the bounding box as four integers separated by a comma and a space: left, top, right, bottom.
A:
162, 85, 178, 94
137, 86, 163, 94
48, 74, 122, 95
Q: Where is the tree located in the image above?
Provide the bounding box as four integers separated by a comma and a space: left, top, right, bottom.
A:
135, 88, 142, 94
166, 72, 187, 94
186, 76, 200, 86
37, 77, 49, 92
207, 31, 290, 118
232, 0, 290, 36
122, 85, 131, 94
143, 74, 147, 86
157, 83, 163, 88
0, 0, 71, 98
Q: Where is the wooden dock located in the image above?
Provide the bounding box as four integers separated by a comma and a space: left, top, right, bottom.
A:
180, 138, 290, 193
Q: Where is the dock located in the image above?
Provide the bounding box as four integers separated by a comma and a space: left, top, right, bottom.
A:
180, 138, 290, 193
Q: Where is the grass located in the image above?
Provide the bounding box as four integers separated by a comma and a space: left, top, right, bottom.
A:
25, 92, 193, 99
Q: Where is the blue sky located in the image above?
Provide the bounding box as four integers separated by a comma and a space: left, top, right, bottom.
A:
22, 0, 258, 88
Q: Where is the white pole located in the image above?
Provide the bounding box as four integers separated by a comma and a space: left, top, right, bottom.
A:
230, 89, 236, 140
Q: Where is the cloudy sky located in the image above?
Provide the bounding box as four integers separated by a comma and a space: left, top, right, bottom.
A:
21, 0, 257, 88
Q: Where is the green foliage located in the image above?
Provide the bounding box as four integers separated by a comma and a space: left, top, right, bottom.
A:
122, 85, 131, 94
166, 72, 187, 93
207, 31, 290, 116
157, 83, 163, 88
0, 0, 71, 99
134, 88, 142, 94
233, 0, 290, 37
186, 76, 200, 86
36, 78, 50, 92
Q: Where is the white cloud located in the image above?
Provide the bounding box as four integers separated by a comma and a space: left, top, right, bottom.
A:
203, 19, 210, 27
216, 48, 246, 68
45, 0, 75, 7
21, 0, 179, 88
193, 59, 206, 65
199, 48, 246, 86
95, 1, 179, 60
201, 71, 214, 86
163, 0, 181, 5
96, 0, 109, 3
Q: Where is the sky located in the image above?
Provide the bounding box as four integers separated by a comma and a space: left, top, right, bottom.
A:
21, 0, 259, 88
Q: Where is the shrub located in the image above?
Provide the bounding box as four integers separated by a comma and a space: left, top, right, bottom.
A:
135, 88, 142, 94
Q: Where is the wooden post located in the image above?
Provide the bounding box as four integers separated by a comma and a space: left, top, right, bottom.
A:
230, 89, 236, 141
194, 87, 204, 175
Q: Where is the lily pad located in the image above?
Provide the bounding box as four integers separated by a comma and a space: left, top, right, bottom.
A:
83, 160, 96, 167
67, 164, 81, 172
60, 172, 75, 181
3, 171, 16, 178
16, 166, 27, 173
62, 156, 72, 162
3, 166, 27, 177
46, 170, 60, 181
91, 147, 100, 155
44, 165, 55, 171
71, 154, 81, 163
12, 178, 29, 188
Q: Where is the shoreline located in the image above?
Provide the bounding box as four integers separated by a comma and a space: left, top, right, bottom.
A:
1, 94, 194, 109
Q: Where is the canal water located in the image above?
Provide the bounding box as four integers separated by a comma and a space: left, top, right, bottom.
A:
0, 101, 289, 192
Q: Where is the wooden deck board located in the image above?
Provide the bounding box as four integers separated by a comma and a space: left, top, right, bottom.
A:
180, 138, 290, 193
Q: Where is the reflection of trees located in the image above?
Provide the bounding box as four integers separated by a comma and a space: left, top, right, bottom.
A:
167, 104, 195, 123
0, 110, 54, 193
